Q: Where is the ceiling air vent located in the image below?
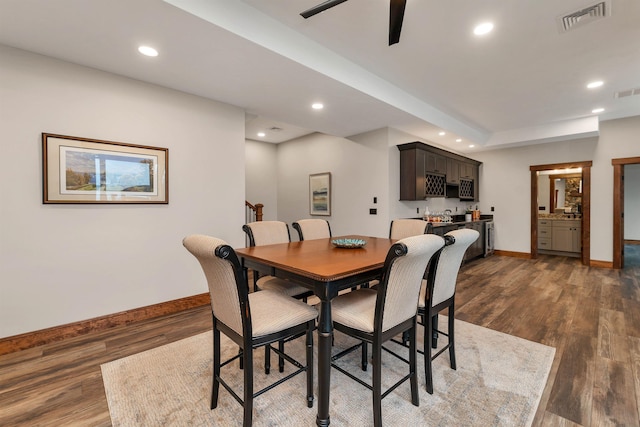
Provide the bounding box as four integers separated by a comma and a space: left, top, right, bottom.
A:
615, 87, 640, 99
557, 1, 611, 33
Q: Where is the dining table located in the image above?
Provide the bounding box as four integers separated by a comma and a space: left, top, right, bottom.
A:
235, 235, 395, 427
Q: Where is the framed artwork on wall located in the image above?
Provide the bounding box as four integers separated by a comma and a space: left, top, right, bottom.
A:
42, 133, 168, 204
309, 172, 331, 216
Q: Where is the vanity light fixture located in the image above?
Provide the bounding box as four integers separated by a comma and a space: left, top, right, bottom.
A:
438, 131, 446, 136
592, 108, 605, 113
468, 144, 475, 148
311, 103, 324, 110
257, 132, 266, 137
587, 80, 603, 89
138, 46, 158, 57
456, 138, 462, 142
473, 22, 494, 36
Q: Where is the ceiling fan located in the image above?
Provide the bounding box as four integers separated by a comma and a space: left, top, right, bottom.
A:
300, 0, 407, 46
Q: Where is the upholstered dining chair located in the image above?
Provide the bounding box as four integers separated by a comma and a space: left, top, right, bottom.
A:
389, 218, 429, 240
365, 218, 431, 293
183, 235, 318, 427
243, 221, 314, 373
418, 228, 479, 394
292, 219, 332, 241
329, 234, 445, 427
242, 221, 312, 299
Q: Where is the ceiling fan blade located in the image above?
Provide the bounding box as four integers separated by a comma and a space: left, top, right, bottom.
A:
301, 0, 349, 19
389, 0, 407, 45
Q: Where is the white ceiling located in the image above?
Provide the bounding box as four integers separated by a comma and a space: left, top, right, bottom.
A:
1, 0, 639, 152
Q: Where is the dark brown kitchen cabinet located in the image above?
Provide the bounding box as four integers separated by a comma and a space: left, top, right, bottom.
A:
460, 162, 474, 179
431, 224, 461, 237
430, 221, 486, 261
464, 221, 485, 260
398, 142, 482, 201
446, 158, 460, 184
399, 145, 428, 200
399, 143, 447, 199
426, 151, 446, 174
458, 179, 474, 200
472, 164, 480, 201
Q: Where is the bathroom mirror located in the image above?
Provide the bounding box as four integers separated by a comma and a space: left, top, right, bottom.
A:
550, 174, 582, 213
536, 169, 582, 214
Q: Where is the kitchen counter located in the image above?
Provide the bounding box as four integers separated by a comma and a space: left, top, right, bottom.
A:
417, 214, 493, 228
429, 219, 492, 228
538, 214, 581, 220
419, 215, 493, 260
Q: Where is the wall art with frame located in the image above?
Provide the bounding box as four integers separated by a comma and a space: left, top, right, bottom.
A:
42, 133, 168, 204
309, 172, 331, 216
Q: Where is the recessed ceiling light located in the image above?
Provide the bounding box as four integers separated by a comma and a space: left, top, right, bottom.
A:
456, 138, 462, 143
587, 80, 603, 89
138, 46, 158, 57
468, 144, 475, 148
473, 22, 494, 36
592, 108, 605, 114
257, 132, 266, 137
311, 103, 324, 110
438, 131, 446, 136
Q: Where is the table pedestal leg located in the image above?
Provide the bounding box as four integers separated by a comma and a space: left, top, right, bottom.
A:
316, 299, 331, 427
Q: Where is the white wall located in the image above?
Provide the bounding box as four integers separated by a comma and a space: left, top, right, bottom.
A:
0, 46, 246, 338
537, 174, 550, 213
590, 116, 640, 261
273, 128, 487, 239
276, 131, 391, 238
625, 164, 640, 240
245, 139, 278, 221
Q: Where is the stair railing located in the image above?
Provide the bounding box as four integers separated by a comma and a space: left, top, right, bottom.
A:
245, 201, 263, 248
245, 201, 263, 223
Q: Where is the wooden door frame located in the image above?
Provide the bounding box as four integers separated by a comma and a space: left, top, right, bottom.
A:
612, 157, 640, 269
530, 161, 592, 266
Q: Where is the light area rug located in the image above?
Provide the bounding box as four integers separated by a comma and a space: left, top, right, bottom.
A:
101, 318, 555, 426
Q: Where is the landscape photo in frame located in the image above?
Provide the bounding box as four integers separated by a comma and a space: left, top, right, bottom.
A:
42, 133, 168, 204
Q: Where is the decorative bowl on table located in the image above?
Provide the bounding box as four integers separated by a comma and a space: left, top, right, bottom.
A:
331, 238, 367, 249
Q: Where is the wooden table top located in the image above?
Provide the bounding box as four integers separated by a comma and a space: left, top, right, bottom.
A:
235, 235, 395, 283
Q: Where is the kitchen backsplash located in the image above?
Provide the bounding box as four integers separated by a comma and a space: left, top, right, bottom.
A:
402, 197, 483, 219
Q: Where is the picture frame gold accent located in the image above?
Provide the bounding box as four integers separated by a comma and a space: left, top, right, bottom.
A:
309, 172, 331, 216
42, 133, 168, 204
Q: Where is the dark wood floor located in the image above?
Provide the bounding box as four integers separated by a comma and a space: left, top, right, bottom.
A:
1, 253, 639, 426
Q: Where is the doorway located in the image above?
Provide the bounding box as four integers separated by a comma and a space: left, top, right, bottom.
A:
530, 161, 592, 266
612, 156, 640, 269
